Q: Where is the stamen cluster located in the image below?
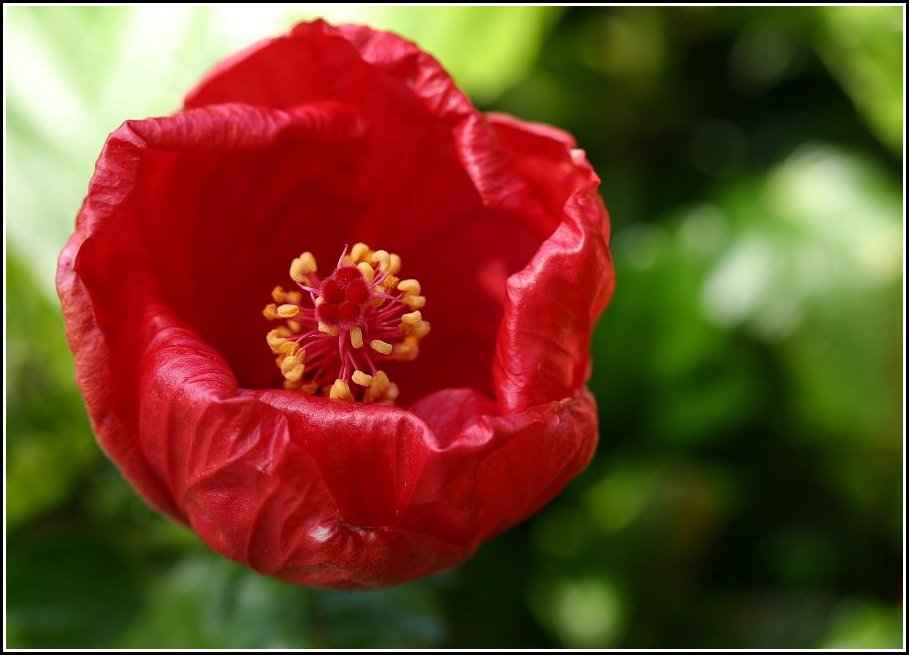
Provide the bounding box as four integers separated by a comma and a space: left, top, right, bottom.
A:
264, 243, 430, 403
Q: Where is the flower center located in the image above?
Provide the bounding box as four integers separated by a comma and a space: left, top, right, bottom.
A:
263, 243, 429, 404
316, 266, 371, 327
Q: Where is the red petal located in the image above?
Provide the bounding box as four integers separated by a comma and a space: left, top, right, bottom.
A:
57, 252, 180, 521
404, 388, 598, 545
488, 114, 615, 412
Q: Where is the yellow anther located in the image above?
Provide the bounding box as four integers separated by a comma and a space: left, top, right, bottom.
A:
388, 253, 402, 276
394, 336, 420, 361
357, 261, 375, 282
266, 327, 292, 350
289, 261, 308, 284
370, 296, 385, 308
386, 383, 400, 401
281, 358, 305, 382
285, 364, 305, 382
271, 286, 302, 304
290, 252, 317, 283
364, 370, 390, 403
263, 303, 279, 320
371, 249, 391, 272
349, 327, 364, 349
404, 295, 426, 309
352, 370, 373, 387
399, 319, 430, 338
300, 382, 319, 395
370, 339, 393, 355
274, 339, 303, 362
300, 251, 317, 271
329, 378, 353, 401
287, 320, 302, 334
383, 275, 399, 290
318, 323, 340, 337
277, 303, 300, 318
277, 341, 301, 358
350, 242, 371, 263
279, 347, 304, 365
314, 296, 325, 306
402, 310, 422, 325
397, 279, 421, 295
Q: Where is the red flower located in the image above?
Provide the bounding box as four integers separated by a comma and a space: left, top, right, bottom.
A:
56, 20, 614, 588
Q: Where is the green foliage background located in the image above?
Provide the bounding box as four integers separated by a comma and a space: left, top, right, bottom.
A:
5, 6, 903, 648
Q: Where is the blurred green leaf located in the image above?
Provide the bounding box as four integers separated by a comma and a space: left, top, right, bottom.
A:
114, 557, 313, 649
6, 249, 98, 527
531, 576, 627, 648
312, 584, 446, 648
703, 146, 901, 522
112, 557, 446, 649
816, 6, 903, 152
592, 215, 764, 447
822, 599, 903, 649
7, 528, 144, 648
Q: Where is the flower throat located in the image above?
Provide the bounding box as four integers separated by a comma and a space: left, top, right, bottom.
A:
263, 243, 429, 404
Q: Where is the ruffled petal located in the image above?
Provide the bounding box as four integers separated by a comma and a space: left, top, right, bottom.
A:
404, 388, 598, 545
57, 252, 180, 520
185, 20, 473, 119
489, 115, 615, 412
